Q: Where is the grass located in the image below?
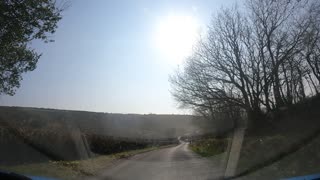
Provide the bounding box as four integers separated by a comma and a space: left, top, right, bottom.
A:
189, 138, 228, 157
234, 133, 320, 180
235, 96, 320, 178
236, 135, 288, 175
0, 146, 165, 180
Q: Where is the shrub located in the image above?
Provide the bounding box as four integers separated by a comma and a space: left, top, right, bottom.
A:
84, 133, 149, 155
190, 138, 228, 157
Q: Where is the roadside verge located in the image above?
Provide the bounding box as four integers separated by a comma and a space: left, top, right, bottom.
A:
1, 144, 177, 180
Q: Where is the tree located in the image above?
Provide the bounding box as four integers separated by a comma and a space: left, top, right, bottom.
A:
300, 1, 320, 89
0, 0, 64, 95
170, 0, 320, 127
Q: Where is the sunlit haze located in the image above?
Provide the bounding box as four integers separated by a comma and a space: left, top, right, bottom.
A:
0, 0, 236, 114
154, 14, 200, 64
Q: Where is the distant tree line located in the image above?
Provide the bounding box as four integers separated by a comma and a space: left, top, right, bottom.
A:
170, 0, 320, 126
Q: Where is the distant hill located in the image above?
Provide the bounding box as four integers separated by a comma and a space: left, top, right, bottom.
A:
0, 106, 207, 138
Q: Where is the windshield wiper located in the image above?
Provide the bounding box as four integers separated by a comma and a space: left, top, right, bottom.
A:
0, 170, 31, 180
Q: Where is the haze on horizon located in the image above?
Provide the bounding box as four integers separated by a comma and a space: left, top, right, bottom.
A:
0, 0, 236, 114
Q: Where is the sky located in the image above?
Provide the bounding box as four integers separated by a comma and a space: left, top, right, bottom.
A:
0, 0, 236, 114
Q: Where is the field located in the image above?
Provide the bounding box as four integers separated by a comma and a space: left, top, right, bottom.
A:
0, 106, 202, 177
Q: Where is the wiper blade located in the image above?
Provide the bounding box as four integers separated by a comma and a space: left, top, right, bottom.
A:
0, 170, 31, 180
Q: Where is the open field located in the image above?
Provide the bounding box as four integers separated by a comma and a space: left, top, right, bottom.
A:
0, 106, 203, 139
0, 106, 203, 166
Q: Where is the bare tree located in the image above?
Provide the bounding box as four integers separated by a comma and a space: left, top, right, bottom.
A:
170, 0, 320, 127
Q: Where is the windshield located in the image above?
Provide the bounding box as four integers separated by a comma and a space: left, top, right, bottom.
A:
1, 0, 320, 180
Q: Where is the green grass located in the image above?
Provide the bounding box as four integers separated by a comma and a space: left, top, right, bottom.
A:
189, 138, 228, 157
0, 146, 165, 180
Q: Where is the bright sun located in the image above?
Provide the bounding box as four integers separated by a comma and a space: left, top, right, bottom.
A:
154, 14, 200, 64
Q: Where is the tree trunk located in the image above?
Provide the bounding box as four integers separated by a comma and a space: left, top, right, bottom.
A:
273, 71, 285, 108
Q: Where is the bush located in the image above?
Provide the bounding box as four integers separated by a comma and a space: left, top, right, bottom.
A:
189, 138, 228, 157
85, 133, 149, 155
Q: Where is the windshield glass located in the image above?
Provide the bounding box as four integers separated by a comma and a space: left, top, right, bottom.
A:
1, 0, 320, 180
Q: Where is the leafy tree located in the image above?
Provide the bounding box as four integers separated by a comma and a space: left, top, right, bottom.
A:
0, 0, 64, 95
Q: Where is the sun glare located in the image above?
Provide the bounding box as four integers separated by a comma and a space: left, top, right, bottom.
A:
154, 14, 200, 64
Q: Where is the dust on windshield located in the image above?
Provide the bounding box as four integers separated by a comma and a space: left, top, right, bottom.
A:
1, 0, 320, 180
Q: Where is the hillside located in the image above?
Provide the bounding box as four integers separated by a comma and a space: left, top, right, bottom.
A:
234, 95, 320, 179
0, 106, 211, 165
0, 106, 204, 139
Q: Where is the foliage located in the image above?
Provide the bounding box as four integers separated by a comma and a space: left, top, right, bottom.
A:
85, 133, 150, 155
0, 0, 63, 95
189, 138, 228, 157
